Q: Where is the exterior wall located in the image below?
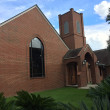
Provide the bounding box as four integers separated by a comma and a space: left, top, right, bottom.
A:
59, 8, 85, 49
74, 35, 84, 49
0, 7, 68, 96
64, 57, 80, 86
79, 45, 100, 86
62, 35, 75, 49
64, 45, 101, 87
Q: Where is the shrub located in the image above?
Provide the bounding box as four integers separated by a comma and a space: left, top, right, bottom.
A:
87, 76, 110, 100
0, 92, 15, 110
15, 90, 58, 110
80, 96, 110, 110
80, 75, 110, 110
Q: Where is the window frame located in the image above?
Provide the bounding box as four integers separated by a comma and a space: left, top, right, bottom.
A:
29, 37, 45, 78
76, 21, 80, 34
64, 21, 69, 34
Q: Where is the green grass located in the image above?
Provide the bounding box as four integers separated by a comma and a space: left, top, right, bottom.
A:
34, 87, 92, 108
7, 87, 92, 108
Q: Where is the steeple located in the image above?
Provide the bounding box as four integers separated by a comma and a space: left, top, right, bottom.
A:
59, 8, 86, 49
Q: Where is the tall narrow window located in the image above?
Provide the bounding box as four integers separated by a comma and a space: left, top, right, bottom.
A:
76, 21, 80, 33
29, 38, 45, 77
64, 21, 69, 34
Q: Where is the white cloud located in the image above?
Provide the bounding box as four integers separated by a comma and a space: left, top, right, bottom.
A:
85, 23, 109, 50
94, 1, 110, 19
0, 19, 5, 23
77, 9, 85, 13
44, 11, 52, 19
15, 6, 26, 10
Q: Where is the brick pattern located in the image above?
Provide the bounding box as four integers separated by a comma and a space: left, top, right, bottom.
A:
59, 8, 86, 49
0, 8, 68, 96
64, 45, 101, 87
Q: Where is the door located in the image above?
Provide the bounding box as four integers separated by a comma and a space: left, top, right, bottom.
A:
86, 62, 92, 83
68, 63, 77, 85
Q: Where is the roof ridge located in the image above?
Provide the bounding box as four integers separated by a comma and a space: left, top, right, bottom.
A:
0, 4, 69, 50
0, 4, 37, 26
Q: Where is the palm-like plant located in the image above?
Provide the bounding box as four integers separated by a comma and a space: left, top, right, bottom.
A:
0, 92, 15, 110
57, 102, 79, 110
80, 96, 110, 110
15, 90, 58, 110
15, 90, 79, 110
80, 76, 110, 110
87, 76, 110, 100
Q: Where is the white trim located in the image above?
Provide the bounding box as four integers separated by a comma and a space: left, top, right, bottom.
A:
0, 5, 36, 27
0, 5, 69, 50
35, 5, 69, 50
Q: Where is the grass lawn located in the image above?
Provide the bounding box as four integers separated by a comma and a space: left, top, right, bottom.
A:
34, 87, 92, 108
7, 87, 92, 109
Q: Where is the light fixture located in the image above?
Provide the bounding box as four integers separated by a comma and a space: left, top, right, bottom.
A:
96, 61, 99, 65
82, 60, 86, 65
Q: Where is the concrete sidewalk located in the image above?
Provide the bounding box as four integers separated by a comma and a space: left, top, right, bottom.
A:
79, 84, 97, 89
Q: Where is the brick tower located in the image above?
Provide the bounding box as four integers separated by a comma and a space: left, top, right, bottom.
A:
59, 8, 86, 49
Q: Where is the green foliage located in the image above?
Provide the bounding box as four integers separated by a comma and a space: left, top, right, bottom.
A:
106, 8, 110, 24
15, 90, 58, 110
81, 76, 110, 110
57, 102, 79, 110
0, 92, 15, 110
87, 76, 110, 100
107, 44, 110, 51
80, 96, 110, 110
14, 90, 80, 110
34, 87, 91, 108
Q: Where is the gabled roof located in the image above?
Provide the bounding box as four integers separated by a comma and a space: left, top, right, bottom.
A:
0, 5, 69, 50
63, 44, 94, 59
0, 5, 36, 27
64, 47, 82, 59
94, 49, 110, 66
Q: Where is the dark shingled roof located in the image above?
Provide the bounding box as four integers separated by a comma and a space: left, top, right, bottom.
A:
64, 47, 82, 59
94, 49, 110, 66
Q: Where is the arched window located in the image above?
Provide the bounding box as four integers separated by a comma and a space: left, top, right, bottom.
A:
76, 21, 80, 33
29, 38, 45, 77
64, 21, 69, 34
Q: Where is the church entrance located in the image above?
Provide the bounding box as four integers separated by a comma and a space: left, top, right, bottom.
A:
67, 62, 77, 85
86, 62, 92, 83
85, 52, 94, 84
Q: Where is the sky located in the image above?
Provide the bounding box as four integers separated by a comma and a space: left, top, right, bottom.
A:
0, 0, 110, 50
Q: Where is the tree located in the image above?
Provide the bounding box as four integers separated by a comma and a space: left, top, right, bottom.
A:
106, 8, 110, 51
107, 36, 110, 51
106, 8, 110, 24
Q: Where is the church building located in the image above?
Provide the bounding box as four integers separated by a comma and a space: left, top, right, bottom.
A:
0, 5, 110, 96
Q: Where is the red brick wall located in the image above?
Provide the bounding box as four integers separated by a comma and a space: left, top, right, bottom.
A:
74, 35, 84, 49
59, 8, 85, 49
0, 7, 68, 96
79, 45, 101, 86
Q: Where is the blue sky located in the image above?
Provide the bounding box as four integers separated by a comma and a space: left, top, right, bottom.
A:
0, 0, 110, 50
